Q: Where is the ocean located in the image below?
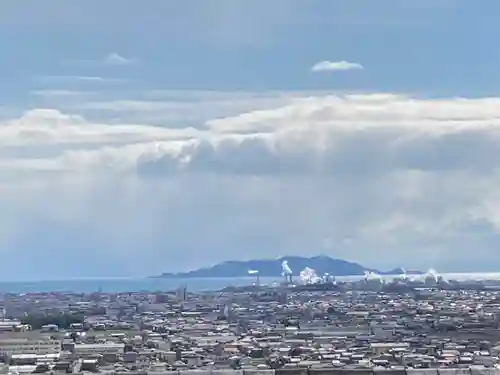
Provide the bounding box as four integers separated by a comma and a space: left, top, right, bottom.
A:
1, 272, 500, 294
0, 277, 268, 294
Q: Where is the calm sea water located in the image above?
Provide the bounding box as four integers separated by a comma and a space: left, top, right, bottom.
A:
1, 272, 500, 294
0, 277, 262, 294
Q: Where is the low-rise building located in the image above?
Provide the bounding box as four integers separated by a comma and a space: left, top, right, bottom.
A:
0, 338, 60, 355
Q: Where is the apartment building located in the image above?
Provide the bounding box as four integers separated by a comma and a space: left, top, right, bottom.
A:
0, 338, 61, 355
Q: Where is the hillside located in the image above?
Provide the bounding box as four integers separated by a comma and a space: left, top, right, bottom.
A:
154, 255, 418, 278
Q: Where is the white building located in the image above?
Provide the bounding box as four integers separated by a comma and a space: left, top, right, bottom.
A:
0, 339, 60, 355
0, 320, 20, 332
73, 343, 124, 356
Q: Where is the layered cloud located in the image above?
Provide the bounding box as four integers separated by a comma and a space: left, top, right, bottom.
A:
2, 92, 500, 278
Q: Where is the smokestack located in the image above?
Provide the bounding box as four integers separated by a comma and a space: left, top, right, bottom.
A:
248, 269, 260, 286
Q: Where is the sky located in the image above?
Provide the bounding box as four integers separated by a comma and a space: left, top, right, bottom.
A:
0, 0, 500, 279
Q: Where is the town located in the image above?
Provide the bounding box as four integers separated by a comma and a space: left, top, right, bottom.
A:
1, 276, 500, 375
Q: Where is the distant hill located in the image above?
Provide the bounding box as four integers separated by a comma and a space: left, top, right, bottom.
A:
153, 255, 421, 278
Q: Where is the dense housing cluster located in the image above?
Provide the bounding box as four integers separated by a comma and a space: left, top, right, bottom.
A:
1, 281, 500, 375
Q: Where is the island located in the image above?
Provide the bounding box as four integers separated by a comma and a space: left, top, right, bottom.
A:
152, 255, 422, 278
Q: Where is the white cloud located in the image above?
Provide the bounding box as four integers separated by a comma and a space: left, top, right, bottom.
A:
59, 53, 138, 69
103, 52, 136, 66
35, 76, 128, 85
37, 76, 105, 82
30, 90, 95, 98
311, 60, 363, 72
32, 90, 303, 128
3, 92, 500, 278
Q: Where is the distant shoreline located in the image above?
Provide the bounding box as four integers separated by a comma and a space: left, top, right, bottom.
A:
150, 272, 423, 279
0, 273, 499, 294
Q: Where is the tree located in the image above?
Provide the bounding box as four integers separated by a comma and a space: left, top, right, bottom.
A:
21, 313, 85, 330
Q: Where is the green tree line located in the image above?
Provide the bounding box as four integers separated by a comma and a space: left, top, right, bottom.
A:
21, 312, 85, 329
